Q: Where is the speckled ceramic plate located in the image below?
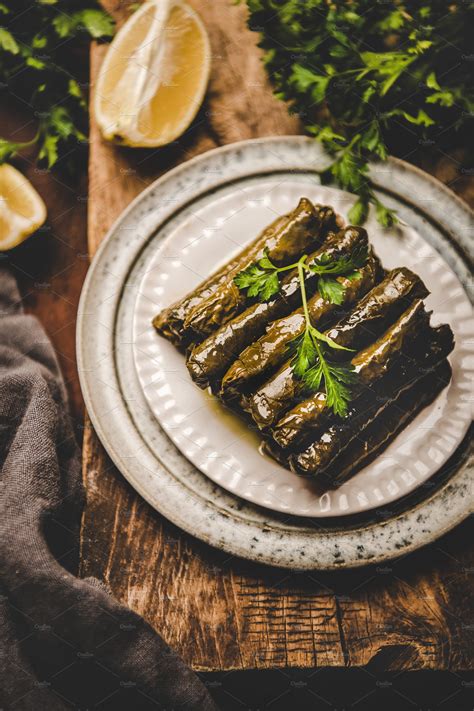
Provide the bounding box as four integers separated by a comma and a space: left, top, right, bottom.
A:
78, 137, 473, 568
132, 181, 472, 517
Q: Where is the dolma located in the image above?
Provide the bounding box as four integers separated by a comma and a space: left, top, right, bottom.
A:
187, 226, 368, 389
154, 200, 342, 345
152, 213, 288, 344
272, 298, 430, 449
319, 359, 452, 487
182, 198, 332, 341
224, 266, 424, 402
262, 359, 452, 481
252, 269, 429, 435
290, 319, 454, 477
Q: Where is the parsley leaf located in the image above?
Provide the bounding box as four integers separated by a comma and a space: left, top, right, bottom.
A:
289, 328, 356, 417
0, 27, 18, 53
53, 9, 114, 39
309, 243, 368, 276
317, 360, 357, 417
308, 243, 367, 305
317, 276, 346, 305
289, 329, 317, 379
348, 198, 369, 226
234, 251, 283, 301
374, 199, 397, 229
303, 357, 357, 417
0, 135, 38, 162
234, 263, 280, 301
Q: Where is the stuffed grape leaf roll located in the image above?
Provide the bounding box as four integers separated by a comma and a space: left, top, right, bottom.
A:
318, 359, 452, 487
181, 199, 335, 341
154, 199, 341, 346
248, 268, 429, 434
273, 298, 431, 450
289, 317, 454, 477
152, 213, 289, 345
187, 226, 368, 389
262, 358, 452, 484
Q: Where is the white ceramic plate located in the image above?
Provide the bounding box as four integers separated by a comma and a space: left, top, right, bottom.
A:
133, 179, 473, 517
78, 137, 473, 569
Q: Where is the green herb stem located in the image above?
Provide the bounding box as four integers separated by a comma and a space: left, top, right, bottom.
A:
278, 254, 308, 275
294, 254, 356, 416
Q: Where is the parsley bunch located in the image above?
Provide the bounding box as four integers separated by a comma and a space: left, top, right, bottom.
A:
244, 1, 474, 225
0, 0, 114, 172
235, 245, 368, 416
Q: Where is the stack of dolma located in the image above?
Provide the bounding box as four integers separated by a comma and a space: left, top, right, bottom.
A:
153, 198, 454, 489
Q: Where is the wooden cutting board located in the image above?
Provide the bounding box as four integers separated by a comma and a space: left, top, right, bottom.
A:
80, 0, 474, 671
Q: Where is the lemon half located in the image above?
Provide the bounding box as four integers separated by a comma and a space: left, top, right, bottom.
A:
0, 164, 47, 250
94, 0, 211, 147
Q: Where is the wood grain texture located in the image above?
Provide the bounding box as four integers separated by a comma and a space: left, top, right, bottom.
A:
81, 0, 474, 671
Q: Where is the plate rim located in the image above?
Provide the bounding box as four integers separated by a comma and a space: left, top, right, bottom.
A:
78, 135, 473, 570
131, 180, 472, 517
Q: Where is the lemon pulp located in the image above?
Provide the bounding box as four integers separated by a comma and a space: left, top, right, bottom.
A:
0, 164, 46, 250
95, 0, 210, 147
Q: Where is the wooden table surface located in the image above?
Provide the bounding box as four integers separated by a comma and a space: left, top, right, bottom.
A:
6, 0, 473, 673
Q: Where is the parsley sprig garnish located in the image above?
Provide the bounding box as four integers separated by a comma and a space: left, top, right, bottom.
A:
234, 244, 367, 304
233, 251, 285, 302
234, 244, 368, 416
289, 258, 356, 418
309, 243, 367, 305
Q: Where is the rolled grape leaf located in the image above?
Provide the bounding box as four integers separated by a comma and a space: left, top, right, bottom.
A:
152, 213, 289, 345
187, 226, 368, 389
262, 359, 452, 483
255, 268, 429, 437
319, 359, 452, 488
289, 319, 454, 477
154, 203, 334, 345
273, 298, 430, 449
221, 254, 383, 398
182, 198, 331, 340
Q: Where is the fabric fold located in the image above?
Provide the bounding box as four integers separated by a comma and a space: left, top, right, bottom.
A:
0, 266, 218, 711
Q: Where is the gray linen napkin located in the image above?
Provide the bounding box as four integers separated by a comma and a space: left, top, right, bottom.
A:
0, 266, 218, 710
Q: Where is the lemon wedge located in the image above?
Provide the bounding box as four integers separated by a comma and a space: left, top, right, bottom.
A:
94, 0, 210, 147
0, 164, 47, 251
